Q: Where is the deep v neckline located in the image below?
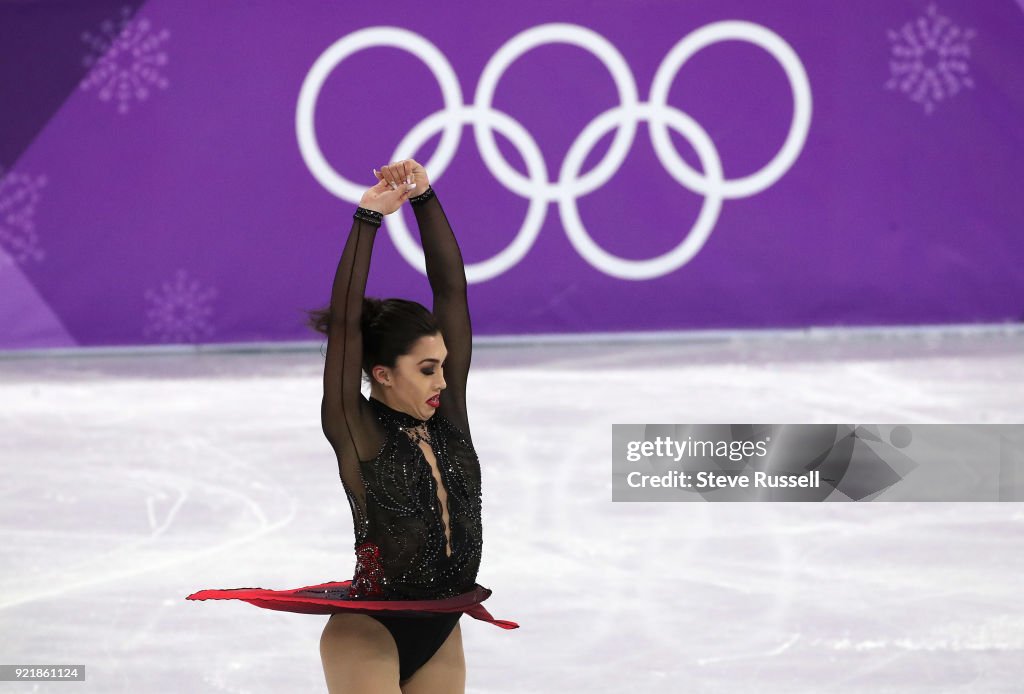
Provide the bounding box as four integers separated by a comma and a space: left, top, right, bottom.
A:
369, 396, 454, 558
412, 434, 454, 559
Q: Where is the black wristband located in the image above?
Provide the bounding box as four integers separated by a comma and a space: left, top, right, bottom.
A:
353, 207, 383, 225
409, 185, 436, 205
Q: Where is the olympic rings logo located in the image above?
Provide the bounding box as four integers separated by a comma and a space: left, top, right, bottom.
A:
296, 22, 812, 281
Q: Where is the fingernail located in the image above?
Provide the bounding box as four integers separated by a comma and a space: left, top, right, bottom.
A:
390, 182, 397, 190
408, 183, 417, 189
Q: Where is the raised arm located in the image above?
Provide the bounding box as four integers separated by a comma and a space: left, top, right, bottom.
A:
415, 186, 472, 439
375, 160, 472, 440
321, 176, 418, 461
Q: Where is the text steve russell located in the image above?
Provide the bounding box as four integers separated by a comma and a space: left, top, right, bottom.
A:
626, 470, 821, 488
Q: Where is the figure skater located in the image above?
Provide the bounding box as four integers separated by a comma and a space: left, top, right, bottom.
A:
186, 158, 517, 693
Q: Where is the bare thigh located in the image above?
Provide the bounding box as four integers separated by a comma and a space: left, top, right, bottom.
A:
320, 613, 402, 694
400, 622, 466, 694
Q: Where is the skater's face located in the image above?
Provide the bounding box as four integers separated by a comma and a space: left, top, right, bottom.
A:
372, 332, 448, 421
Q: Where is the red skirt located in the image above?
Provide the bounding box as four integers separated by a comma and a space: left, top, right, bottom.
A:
186, 579, 519, 629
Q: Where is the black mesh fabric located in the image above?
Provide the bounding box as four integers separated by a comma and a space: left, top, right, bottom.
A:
320, 186, 482, 601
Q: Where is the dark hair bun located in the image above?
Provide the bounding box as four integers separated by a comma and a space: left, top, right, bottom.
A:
359, 297, 440, 380
361, 296, 383, 331
305, 296, 441, 383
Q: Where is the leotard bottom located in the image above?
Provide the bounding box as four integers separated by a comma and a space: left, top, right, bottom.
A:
363, 611, 464, 684
188, 580, 517, 685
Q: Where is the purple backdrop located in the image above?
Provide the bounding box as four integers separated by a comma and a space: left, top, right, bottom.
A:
1, 0, 1023, 349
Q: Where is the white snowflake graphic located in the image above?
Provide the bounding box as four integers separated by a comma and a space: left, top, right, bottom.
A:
80, 5, 170, 115
885, 4, 976, 115
143, 268, 218, 343
0, 167, 47, 270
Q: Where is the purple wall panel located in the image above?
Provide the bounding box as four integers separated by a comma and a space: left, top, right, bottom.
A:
1, 0, 1022, 349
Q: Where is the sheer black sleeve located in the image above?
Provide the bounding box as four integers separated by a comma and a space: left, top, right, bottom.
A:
321, 207, 386, 468
411, 186, 473, 442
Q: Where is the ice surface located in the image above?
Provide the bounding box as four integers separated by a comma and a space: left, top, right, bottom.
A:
1, 328, 1022, 692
